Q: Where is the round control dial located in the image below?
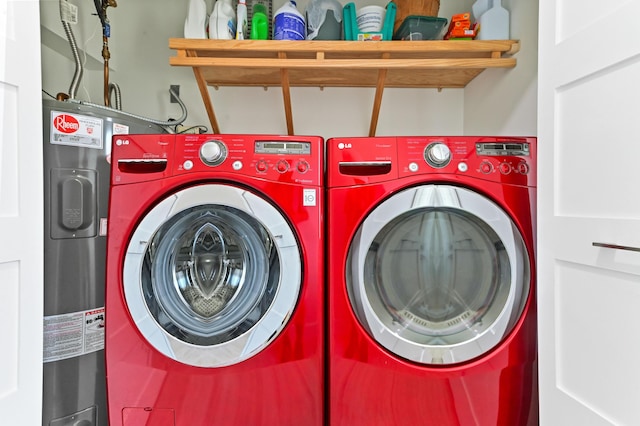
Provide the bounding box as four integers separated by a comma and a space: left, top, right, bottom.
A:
424, 142, 452, 168
516, 161, 530, 175
276, 160, 289, 173
256, 160, 268, 172
297, 160, 310, 174
479, 160, 494, 174
499, 162, 512, 175
200, 140, 227, 167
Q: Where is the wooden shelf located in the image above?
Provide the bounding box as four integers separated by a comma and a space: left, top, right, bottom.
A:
169, 38, 520, 136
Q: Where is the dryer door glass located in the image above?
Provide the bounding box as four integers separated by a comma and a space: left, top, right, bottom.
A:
124, 184, 302, 368
347, 184, 530, 365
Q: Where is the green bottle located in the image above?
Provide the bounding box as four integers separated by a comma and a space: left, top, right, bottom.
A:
250, 3, 269, 40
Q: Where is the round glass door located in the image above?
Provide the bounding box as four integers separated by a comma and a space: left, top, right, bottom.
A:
347, 184, 530, 365
123, 184, 301, 367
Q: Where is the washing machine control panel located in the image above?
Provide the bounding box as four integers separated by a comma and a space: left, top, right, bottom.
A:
185, 135, 322, 184
111, 134, 323, 186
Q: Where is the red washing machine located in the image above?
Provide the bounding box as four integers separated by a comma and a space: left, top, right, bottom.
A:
327, 136, 538, 425
105, 134, 324, 426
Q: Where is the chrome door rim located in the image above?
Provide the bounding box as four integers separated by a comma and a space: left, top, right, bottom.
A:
123, 184, 301, 368
348, 184, 530, 365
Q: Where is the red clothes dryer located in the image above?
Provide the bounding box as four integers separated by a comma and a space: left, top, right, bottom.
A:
105, 134, 324, 426
327, 136, 538, 426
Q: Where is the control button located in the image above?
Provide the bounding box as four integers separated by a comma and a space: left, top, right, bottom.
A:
183, 160, 194, 170
232, 161, 243, 171
200, 140, 227, 166
408, 162, 419, 172
424, 142, 452, 168
516, 161, 530, 174
479, 160, 493, 174
256, 160, 268, 172
458, 162, 468, 172
499, 162, 512, 174
276, 160, 289, 173
297, 160, 309, 174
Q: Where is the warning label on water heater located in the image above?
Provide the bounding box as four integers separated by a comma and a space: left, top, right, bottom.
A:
43, 307, 105, 363
50, 110, 103, 149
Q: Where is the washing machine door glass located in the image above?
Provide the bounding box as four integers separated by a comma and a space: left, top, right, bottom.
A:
123, 184, 301, 368
347, 184, 530, 365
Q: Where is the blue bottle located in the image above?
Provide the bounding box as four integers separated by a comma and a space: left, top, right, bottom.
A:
273, 0, 306, 40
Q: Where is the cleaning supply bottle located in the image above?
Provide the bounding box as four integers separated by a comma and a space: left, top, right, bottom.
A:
184, 0, 208, 39
305, 0, 343, 40
209, 0, 237, 39
273, 0, 305, 40
236, 0, 248, 39
250, 2, 269, 40
476, 0, 509, 40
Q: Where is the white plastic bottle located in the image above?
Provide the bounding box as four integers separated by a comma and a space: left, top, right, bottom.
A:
209, 0, 237, 40
476, 0, 509, 40
184, 0, 208, 39
273, 0, 306, 41
236, 0, 248, 39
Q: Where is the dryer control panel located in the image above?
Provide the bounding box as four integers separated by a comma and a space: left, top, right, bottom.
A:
327, 136, 536, 188
397, 137, 536, 187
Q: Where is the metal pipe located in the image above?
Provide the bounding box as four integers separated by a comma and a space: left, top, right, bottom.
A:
66, 87, 188, 128
109, 82, 122, 110
59, 0, 83, 99
103, 34, 111, 106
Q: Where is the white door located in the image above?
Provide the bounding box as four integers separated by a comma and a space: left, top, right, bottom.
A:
538, 1, 640, 424
0, 0, 44, 424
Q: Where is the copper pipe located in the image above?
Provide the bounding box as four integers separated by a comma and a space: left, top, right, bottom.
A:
100, 1, 117, 106
103, 35, 111, 106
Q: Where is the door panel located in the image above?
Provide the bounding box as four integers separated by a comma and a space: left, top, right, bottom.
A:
555, 60, 640, 218
538, 0, 640, 424
0, 1, 44, 424
556, 262, 640, 424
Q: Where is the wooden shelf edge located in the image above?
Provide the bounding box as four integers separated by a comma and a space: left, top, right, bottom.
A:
169, 38, 520, 136
169, 38, 520, 55
170, 57, 517, 70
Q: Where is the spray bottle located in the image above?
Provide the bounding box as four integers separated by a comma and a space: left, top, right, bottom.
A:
236, 0, 248, 39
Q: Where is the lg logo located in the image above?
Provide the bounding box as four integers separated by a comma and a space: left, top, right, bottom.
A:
337, 142, 352, 150
115, 138, 130, 146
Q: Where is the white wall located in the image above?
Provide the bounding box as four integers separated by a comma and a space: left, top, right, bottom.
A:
463, 0, 539, 136
40, 0, 536, 138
